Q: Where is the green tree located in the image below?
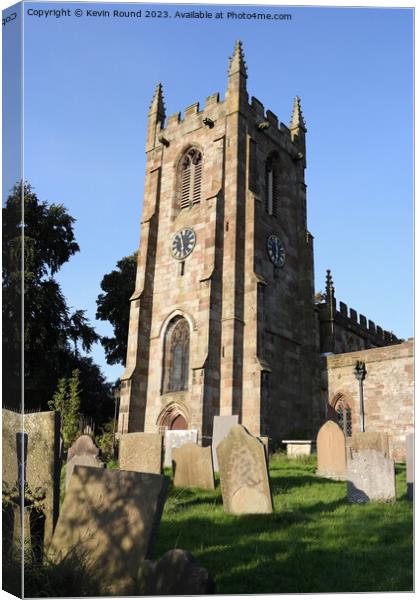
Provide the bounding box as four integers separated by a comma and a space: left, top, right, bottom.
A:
49, 370, 81, 449
96, 252, 137, 365
2, 182, 104, 414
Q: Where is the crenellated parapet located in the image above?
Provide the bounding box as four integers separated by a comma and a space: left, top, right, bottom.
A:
318, 270, 402, 354
145, 40, 306, 164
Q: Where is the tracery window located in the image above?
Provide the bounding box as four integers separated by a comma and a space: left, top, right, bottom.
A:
265, 156, 279, 217
162, 317, 190, 393
179, 148, 202, 210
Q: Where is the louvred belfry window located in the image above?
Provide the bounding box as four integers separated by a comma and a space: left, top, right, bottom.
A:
180, 149, 202, 210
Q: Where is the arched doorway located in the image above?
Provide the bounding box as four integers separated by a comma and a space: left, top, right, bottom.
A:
159, 404, 189, 431
170, 414, 188, 430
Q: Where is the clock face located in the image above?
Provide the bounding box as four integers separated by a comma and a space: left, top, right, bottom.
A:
171, 228, 196, 259
267, 235, 286, 267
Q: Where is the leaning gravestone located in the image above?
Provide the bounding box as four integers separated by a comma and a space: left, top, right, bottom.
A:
2, 409, 61, 552
172, 443, 215, 490
48, 466, 169, 595
406, 433, 414, 500
119, 432, 163, 474
212, 415, 239, 471
316, 420, 347, 480
347, 431, 389, 459
217, 425, 272, 514
137, 549, 215, 595
347, 449, 396, 503
164, 429, 198, 468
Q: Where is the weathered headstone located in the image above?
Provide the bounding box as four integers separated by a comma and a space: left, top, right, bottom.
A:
164, 429, 198, 468
211, 415, 239, 471
137, 549, 215, 595
347, 431, 390, 459
217, 425, 272, 514
2, 409, 61, 552
347, 449, 396, 503
67, 434, 100, 461
316, 420, 347, 480
406, 433, 414, 500
172, 443, 215, 490
65, 454, 104, 490
48, 466, 169, 595
119, 432, 163, 474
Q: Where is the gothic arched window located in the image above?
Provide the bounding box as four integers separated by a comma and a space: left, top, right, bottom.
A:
179, 148, 202, 210
265, 156, 279, 217
162, 317, 190, 393
336, 399, 352, 437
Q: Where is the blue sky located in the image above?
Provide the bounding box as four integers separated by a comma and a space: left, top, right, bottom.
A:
3, 2, 414, 382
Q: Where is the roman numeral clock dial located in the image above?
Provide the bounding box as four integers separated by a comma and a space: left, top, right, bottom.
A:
171, 228, 196, 259
267, 234, 286, 268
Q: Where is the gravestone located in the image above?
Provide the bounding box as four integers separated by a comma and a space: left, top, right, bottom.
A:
347, 449, 396, 503
137, 549, 215, 595
347, 431, 389, 459
2, 409, 61, 551
67, 434, 100, 461
316, 420, 347, 480
211, 415, 239, 471
48, 466, 169, 595
172, 443, 215, 490
164, 429, 198, 468
119, 432, 163, 474
65, 454, 104, 490
217, 425, 272, 514
406, 433, 414, 500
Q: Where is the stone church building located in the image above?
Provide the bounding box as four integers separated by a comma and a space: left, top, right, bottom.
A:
118, 42, 410, 449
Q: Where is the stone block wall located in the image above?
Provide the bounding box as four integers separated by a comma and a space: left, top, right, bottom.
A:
324, 340, 413, 461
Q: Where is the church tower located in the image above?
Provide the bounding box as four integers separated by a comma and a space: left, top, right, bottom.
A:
118, 42, 322, 443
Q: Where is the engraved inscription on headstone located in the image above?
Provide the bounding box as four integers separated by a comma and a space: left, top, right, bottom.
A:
164, 429, 198, 468
172, 443, 215, 490
48, 466, 169, 595
119, 432, 163, 474
211, 415, 239, 471
217, 425, 272, 514
316, 420, 347, 480
347, 449, 396, 503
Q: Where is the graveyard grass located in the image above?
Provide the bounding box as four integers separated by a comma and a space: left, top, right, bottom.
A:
155, 454, 413, 594
10, 454, 413, 596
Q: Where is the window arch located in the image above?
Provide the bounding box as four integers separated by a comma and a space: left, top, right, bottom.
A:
162, 317, 190, 393
265, 155, 279, 217
179, 148, 202, 210
335, 398, 353, 438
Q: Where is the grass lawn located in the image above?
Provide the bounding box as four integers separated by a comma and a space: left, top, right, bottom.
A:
154, 454, 413, 594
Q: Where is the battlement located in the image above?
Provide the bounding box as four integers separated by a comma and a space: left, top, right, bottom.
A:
149, 41, 304, 157
335, 299, 399, 344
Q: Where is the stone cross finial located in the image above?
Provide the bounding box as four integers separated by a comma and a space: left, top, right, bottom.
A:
290, 96, 307, 133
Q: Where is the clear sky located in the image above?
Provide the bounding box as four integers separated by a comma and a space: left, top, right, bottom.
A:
3, 1, 414, 383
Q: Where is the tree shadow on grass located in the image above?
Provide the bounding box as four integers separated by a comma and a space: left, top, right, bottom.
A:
156, 500, 413, 594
